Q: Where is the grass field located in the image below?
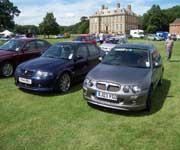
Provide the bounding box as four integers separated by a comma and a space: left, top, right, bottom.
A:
0, 39, 180, 150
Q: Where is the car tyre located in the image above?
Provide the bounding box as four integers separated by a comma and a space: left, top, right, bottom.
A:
57, 73, 71, 93
146, 87, 153, 112
2, 62, 14, 77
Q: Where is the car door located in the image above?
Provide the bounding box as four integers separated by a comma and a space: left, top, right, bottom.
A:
152, 50, 162, 87
73, 44, 89, 78
36, 40, 50, 54
21, 40, 40, 62
87, 44, 100, 70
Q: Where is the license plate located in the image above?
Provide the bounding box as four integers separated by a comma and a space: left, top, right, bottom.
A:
96, 91, 117, 101
19, 77, 32, 85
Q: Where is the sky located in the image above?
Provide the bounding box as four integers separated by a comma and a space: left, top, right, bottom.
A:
11, 0, 179, 26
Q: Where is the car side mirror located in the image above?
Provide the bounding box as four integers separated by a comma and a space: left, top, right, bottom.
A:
99, 57, 103, 61
153, 62, 161, 68
74, 55, 84, 61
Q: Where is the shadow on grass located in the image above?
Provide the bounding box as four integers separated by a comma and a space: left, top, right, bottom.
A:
170, 60, 180, 63
88, 79, 171, 117
20, 82, 82, 97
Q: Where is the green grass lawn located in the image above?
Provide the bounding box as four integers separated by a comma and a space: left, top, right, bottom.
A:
0, 39, 180, 150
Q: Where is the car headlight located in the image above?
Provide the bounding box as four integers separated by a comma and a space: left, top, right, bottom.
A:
132, 85, 141, 93
84, 78, 95, 87
35, 71, 53, 79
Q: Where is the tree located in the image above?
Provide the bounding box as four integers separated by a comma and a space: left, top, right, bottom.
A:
80, 16, 88, 22
14, 24, 39, 35
39, 12, 59, 38
0, 0, 20, 31
142, 5, 168, 33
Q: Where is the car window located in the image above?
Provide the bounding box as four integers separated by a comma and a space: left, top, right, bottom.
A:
24, 41, 37, 51
152, 50, 159, 62
76, 45, 88, 58
88, 44, 99, 56
36, 40, 48, 49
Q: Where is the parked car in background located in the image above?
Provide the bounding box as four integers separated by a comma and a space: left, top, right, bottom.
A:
55, 34, 64, 39
73, 35, 97, 45
146, 34, 156, 41
177, 35, 180, 40
83, 43, 164, 111
99, 37, 128, 53
15, 42, 103, 92
171, 34, 177, 41
130, 29, 144, 38
156, 31, 168, 40
147, 34, 164, 41
0, 39, 51, 77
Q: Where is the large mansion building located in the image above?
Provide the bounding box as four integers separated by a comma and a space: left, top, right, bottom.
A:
89, 3, 139, 34
169, 18, 180, 35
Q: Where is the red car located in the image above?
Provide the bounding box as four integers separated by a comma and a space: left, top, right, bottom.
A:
0, 38, 51, 77
73, 35, 97, 45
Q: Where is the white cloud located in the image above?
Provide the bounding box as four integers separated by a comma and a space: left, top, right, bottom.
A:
13, 0, 178, 26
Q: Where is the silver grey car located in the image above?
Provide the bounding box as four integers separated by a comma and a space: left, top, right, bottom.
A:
83, 44, 164, 111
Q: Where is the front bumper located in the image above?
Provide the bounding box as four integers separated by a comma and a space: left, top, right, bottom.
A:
83, 86, 148, 111
15, 75, 56, 92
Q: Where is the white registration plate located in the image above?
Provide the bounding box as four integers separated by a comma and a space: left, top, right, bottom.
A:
19, 77, 32, 85
96, 91, 117, 101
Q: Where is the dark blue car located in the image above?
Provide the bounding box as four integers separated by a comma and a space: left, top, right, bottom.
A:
14, 42, 103, 92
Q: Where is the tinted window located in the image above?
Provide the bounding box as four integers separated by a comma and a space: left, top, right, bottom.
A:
0, 40, 25, 51
152, 50, 162, 65
24, 41, 37, 51
102, 48, 150, 68
76, 45, 88, 58
42, 44, 73, 59
88, 44, 99, 56
36, 40, 48, 49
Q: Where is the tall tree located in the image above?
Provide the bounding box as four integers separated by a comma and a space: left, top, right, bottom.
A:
39, 12, 59, 38
0, 0, 20, 31
142, 5, 168, 33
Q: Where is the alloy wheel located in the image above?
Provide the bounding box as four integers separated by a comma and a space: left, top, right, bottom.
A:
2, 63, 14, 77
58, 73, 71, 92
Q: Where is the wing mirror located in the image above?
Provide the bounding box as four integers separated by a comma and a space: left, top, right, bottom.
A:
153, 62, 161, 68
74, 55, 84, 61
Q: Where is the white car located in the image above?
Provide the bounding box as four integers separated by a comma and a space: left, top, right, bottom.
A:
99, 37, 128, 53
176, 35, 180, 40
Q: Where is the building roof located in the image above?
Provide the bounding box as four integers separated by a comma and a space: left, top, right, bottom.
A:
170, 18, 180, 25
90, 3, 137, 17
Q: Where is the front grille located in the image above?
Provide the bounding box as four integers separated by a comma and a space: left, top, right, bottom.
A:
108, 85, 120, 92
96, 82, 120, 92
96, 83, 106, 90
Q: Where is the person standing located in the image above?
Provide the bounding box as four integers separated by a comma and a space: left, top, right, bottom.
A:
165, 36, 174, 61
99, 32, 104, 44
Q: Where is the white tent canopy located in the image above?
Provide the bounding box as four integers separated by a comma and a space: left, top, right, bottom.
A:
0, 30, 14, 36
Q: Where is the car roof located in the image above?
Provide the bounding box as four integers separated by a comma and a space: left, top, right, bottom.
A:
12, 38, 39, 42
55, 41, 91, 46
115, 43, 154, 52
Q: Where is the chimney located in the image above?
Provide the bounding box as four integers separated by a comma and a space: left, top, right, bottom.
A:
117, 3, 120, 9
127, 4, 131, 11
101, 5, 105, 10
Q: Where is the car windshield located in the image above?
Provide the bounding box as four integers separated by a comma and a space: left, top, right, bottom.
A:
0, 40, 24, 51
42, 44, 74, 59
102, 48, 150, 68
74, 36, 83, 41
105, 38, 127, 44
